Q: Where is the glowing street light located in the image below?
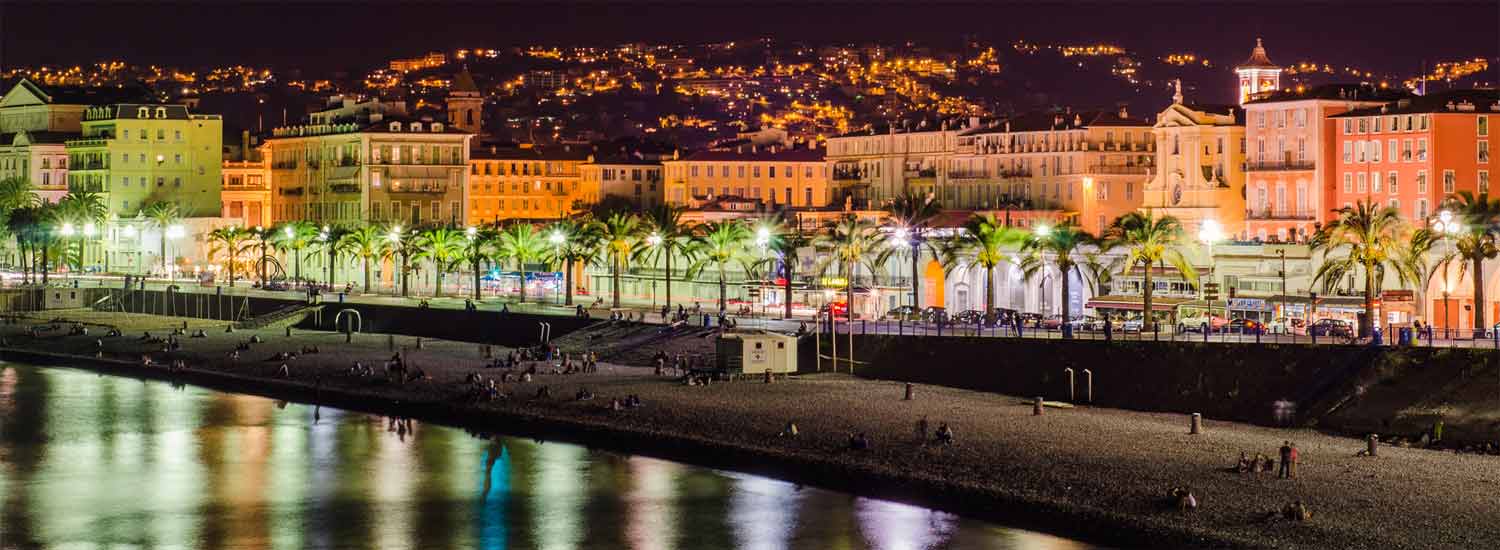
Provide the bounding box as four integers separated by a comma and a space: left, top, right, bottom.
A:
646, 231, 663, 247
549, 231, 565, 246
1034, 223, 1052, 237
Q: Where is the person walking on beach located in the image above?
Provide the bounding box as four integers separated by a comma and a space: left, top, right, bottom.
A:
1288, 442, 1299, 478
1278, 441, 1293, 479
915, 416, 930, 443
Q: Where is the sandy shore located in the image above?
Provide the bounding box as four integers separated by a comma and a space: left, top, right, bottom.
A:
3, 310, 1498, 550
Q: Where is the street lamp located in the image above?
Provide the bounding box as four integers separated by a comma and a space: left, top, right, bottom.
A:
466, 226, 481, 302
550, 230, 566, 305
165, 225, 185, 282
646, 231, 663, 309
1434, 210, 1462, 337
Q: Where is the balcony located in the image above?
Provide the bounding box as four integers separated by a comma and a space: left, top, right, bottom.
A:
279, 187, 304, 196
388, 182, 448, 194
946, 170, 991, 182
1245, 209, 1315, 221
1245, 160, 1315, 172
1086, 164, 1151, 175
832, 169, 863, 181
902, 168, 937, 179
272, 161, 298, 170
339, 157, 360, 167
330, 183, 361, 194
74, 160, 109, 170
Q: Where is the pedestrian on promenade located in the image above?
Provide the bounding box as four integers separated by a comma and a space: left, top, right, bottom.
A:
1104, 315, 1113, 342
1288, 443, 1299, 478
915, 416, 930, 443
1278, 441, 1293, 479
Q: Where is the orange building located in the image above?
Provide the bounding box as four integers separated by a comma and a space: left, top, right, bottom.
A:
662, 147, 830, 209
1242, 84, 1409, 242
467, 144, 592, 223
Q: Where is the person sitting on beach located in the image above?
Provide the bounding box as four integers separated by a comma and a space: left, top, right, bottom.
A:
141, 355, 154, 366
522, 372, 533, 383
575, 388, 594, 401
935, 423, 955, 446
278, 363, 291, 378
1236, 451, 1252, 473
139, 332, 153, 342
419, 299, 431, 309
250, 335, 264, 344
575, 305, 588, 319
105, 328, 121, 338
848, 432, 870, 451
778, 421, 799, 438
228, 350, 240, 360
191, 329, 207, 338
535, 385, 551, 398
1171, 487, 1198, 511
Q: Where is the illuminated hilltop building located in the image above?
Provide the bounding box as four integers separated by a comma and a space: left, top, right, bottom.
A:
1235, 38, 1282, 106
1141, 80, 1246, 237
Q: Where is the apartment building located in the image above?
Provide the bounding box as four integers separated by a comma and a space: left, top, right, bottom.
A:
1140, 81, 1247, 237
65, 103, 223, 217
825, 123, 964, 208
222, 144, 272, 227
579, 155, 663, 210
467, 145, 590, 223
1242, 84, 1409, 242
662, 147, 829, 209
0, 79, 150, 204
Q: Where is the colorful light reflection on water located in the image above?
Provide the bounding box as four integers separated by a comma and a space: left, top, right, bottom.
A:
0, 364, 1103, 550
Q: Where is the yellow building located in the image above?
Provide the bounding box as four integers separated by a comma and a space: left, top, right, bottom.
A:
1141, 80, 1247, 236
467, 144, 591, 223
578, 155, 663, 210
662, 148, 830, 208
65, 103, 223, 217
221, 145, 271, 227
266, 117, 471, 226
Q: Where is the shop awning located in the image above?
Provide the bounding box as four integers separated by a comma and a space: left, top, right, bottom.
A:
1084, 295, 1196, 312
1267, 295, 1367, 308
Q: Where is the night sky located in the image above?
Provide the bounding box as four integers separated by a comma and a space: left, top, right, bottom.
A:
2, 1, 1496, 75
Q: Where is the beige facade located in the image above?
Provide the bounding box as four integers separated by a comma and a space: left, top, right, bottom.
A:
65, 104, 223, 217
266, 118, 471, 226
1141, 82, 1247, 236
580, 158, 663, 210
663, 149, 829, 209
222, 146, 272, 228
825, 125, 961, 208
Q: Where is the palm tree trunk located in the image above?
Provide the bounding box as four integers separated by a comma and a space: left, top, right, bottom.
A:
1474, 257, 1486, 338
985, 266, 995, 311
41, 241, 50, 285
718, 264, 727, 313
846, 272, 855, 372
435, 269, 445, 298
294, 250, 302, 287
665, 251, 673, 310
400, 253, 410, 297
328, 249, 336, 288
472, 255, 481, 301
611, 254, 621, 309
518, 262, 528, 303
1142, 261, 1155, 331
564, 259, 574, 306
228, 253, 236, 288
363, 257, 372, 293
159, 235, 167, 280
1362, 262, 1375, 338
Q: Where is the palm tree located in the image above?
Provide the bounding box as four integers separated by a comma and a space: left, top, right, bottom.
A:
5, 206, 42, 283
1103, 211, 1198, 332
1311, 202, 1426, 337
319, 225, 355, 288
0, 177, 37, 277
1018, 223, 1099, 335
641, 204, 695, 310
206, 226, 255, 287
463, 226, 499, 302
940, 214, 1024, 312
592, 213, 642, 309
1433, 191, 1500, 336
270, 220, 319, 286
546, 219, 601, 306
880, 191, 943, 309
339, 225, 387, 293
756, 214, 811, 319
141, 201, 182, 278
56, 190, 107, 272
413, 226, 468, 297
496, 222, 549, 303
816, 215, 884, 318
386, 225, 421, 297
689, 220, 753, 313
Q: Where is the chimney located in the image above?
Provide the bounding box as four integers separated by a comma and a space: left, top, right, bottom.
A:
240, 130, 251, 161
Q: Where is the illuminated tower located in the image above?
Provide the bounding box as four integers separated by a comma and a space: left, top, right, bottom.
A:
447, 68, 483, 134
1235, 38, 1281, 106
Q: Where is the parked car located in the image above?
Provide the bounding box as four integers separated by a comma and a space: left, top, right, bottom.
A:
1177, 313, 1230, 333
818, 301, 848, 318
1065, 315, 1098, 331
952, 309, 986, 325
1040, 314, 1065, 330
884, 305, 921, 321
920, 306, 947, 323
1266, 317, 1305, 335
1120, 317, 1145, 333
1308, 318, 1353, 337
1227, 318, 1263, 334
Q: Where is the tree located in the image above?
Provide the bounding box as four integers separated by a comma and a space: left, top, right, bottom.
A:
206, 226, 255, 287
496, 222, 549, 303
592, 213, 642, 309
56, 190, 107, 272
0, 178, 37, 278
640, 204, 696, 311
940, 214, 1024, 312
463, 226, 499, 302
1433, 191, 1500, 336
270, 220, 319, 286
1019, 223, 1099, 335
689, 220, 752, 313
756, 214, 812, 319
319, 225, 355, 288
879, 191, 943, 309
1103, 211, 1198, 332
545, 219, 601, 306
413, 226, 468, 298
141, 201, 182, 278
1311, 202, 1426, 337
386, 225, 421, 297
5, 206, 42, 283
339, 225, 387, 293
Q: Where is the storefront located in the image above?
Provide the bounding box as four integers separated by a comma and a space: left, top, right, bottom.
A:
1083, 294, 1195, 324
1225, 297, 1274, 322
1268, 294, 1365, 325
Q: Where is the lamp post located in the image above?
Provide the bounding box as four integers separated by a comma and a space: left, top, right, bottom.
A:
1200, 220, 1224, 334
83, 222, 97, 275
647, 231, 663, 310
319, 225, 333, 289
892, 226, 914, 309
165, 225, 185, 282
254, 226, 268, 287
59, 223, 76, 280
387, 225, 407, 297
466, 226, 481, 302
1434, 210, 1462, 338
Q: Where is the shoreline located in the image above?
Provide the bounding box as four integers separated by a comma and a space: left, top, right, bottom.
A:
5, 311, 1499, 549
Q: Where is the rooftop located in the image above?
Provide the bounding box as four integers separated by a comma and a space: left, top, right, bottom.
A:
471, 144, 592, 161
679, 148, 825, 162
1330, 89, 1500, 118
1245, 83, 1414, 105
1236, 38, 1279, 70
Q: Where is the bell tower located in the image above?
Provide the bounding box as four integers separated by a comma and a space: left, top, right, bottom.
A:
1235, 38, 1281, 106
447, 68, 483, 134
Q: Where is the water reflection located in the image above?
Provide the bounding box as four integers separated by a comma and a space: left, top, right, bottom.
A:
0, 364, 1103, 550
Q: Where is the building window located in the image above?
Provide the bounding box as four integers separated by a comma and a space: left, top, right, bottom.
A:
738, 166, 745, 177
1343, 119, 1353, 135
768, 165, 776, 179
1343, 173, 1353, 193
173, 177, 181, 187
1388, 172, 1398, 194
805, 187, 813, 205
1371, 171, 1382, 193
1481, 171, 1491, 194
1297, 137, 1306, 161
1417, 170, 1428, 194
690, 165, 699, 177
1355, 141, 1366, 163
1342, 141, 1352, 163
1443, 170, 1456, 193
1370, 140, 1381, 163
1417, 199, 1429, 219
1357, 173, 1367, 193
1388, 139, 1397, 162
1481, 141, 1490, 163
1417, 138, 1428, 161
753, 166, 761, 177
784, 166, 792, 178
1480, 116, 1489, 137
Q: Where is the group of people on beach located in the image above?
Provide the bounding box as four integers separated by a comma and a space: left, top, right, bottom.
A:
1234, 441, 1300, 479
